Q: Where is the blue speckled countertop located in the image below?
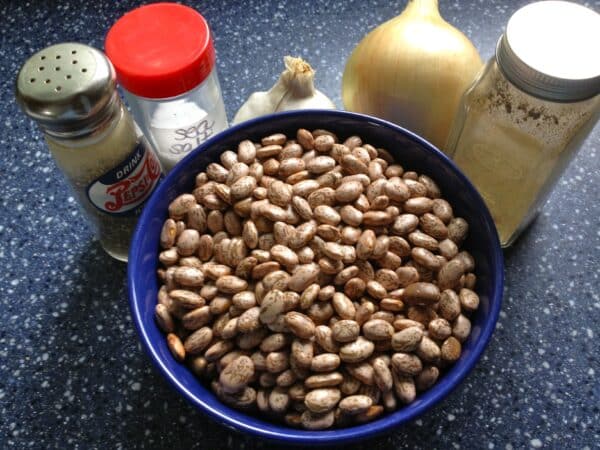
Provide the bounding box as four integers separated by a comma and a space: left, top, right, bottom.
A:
1, 0, 599, 448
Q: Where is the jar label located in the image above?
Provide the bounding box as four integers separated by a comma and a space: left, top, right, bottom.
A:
86, 142, 162, 215
148, 101, 228, 170
153, 117, 216, 157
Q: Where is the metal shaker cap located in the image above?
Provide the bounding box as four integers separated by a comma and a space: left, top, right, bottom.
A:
496, 1, 600, 102
15, 43, 119, 137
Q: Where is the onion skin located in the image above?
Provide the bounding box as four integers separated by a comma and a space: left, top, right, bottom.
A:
342, 0, 482, 151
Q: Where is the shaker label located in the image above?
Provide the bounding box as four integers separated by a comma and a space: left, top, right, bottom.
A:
86, 143, 162, 215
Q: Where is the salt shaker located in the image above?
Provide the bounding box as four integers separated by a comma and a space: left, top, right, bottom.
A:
446, 1, 600, 247
15, 43, 163, 261
105, 3, 229, 172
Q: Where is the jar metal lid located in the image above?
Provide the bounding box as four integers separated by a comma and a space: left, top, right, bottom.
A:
105, 3, 215, 99
496, 1, 600, 102
15, 43, 118, 137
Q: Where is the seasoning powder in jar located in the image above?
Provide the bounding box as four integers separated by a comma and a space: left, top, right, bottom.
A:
105, 3, 229, 172
446, 1, 600, 247
15, 43, 163, 261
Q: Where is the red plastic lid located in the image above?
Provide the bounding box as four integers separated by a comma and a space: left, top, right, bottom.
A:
105, 3, 215, 99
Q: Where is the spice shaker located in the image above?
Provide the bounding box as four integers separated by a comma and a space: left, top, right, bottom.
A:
15, 43, 163, 262
446, 1, 600, 247
105, 3, 228, 172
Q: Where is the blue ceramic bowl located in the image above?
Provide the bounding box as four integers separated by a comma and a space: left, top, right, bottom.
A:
128, 110, 503, 445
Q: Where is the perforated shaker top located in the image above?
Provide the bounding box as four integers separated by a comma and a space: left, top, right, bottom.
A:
15, 42, 118, 136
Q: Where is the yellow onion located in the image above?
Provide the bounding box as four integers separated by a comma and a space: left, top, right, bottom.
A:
342, 0, 482, 150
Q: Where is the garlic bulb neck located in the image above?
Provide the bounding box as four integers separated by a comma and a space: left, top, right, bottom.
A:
280, 56, 317, 99
233, 56, 335, 125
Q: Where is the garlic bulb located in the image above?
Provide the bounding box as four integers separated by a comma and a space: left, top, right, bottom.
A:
233, 56, 335, 124
342, 0, 482, 151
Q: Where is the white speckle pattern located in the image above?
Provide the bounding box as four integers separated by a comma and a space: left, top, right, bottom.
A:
0, 0, 599, 448
530, 439, 542, 448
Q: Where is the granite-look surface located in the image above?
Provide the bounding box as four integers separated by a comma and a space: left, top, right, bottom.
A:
1, 0, 598, 448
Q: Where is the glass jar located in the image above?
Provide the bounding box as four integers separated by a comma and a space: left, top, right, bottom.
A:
446, 1, 600, 247
15, 43, 163, 261
105, 3, 228, 172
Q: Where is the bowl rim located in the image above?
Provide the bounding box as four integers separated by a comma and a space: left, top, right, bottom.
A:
128, 109, 504, 445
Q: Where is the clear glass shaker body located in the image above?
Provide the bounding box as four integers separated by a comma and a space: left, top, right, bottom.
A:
45, 104, 162, 261
15, 42, 164, 262
125, 69, 228, 172
447, 60, 600, 247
